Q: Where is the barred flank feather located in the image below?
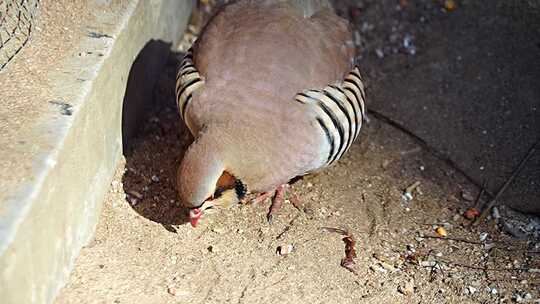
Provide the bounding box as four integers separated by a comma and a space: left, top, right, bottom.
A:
295, 66, 367, 166
176, 48, 205, 130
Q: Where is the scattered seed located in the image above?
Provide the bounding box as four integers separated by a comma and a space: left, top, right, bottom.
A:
435, 226, 448, 237
444, 0, 456, 11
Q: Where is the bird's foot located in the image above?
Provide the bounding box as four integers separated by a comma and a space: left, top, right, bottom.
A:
267, 184, 288, 224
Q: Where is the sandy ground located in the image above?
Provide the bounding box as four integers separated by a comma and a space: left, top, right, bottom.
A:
56, 1, 540, 303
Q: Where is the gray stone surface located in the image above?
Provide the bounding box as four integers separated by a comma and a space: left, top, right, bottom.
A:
0, 0, 193, 303
356, 0, 540, 213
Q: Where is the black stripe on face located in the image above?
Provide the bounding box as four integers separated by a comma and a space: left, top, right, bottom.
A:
316, 117, 335, 164
234, 179, 247, 200
322, 89, 353, 157
330, 85, 360, 144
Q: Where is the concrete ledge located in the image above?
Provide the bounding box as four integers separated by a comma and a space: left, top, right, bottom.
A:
0, 1, 192, 303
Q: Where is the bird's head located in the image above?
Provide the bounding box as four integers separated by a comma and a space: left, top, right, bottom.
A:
177, 129, 247, 227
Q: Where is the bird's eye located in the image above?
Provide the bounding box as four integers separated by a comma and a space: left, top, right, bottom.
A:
213, 187, 225, 199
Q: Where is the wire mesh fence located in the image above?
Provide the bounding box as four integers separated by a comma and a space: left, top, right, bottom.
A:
0, 0, 39, 71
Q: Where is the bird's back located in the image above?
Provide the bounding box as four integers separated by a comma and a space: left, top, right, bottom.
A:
189, 1, 354, 129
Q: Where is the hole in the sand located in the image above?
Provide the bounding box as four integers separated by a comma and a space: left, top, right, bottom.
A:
120, 41, 193, 227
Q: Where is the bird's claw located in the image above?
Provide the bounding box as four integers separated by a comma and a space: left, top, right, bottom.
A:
266, 184, 288, 224
266, 213, 273, 224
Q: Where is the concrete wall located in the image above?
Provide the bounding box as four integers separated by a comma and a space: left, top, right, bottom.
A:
0, 1, 193, 303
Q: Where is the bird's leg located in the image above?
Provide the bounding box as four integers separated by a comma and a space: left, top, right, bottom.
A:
250, 191, 275, 205
267, 184, 288, 224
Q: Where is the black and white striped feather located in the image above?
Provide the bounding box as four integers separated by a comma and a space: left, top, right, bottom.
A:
176, 48, 205, 132
295, 66, 367, 167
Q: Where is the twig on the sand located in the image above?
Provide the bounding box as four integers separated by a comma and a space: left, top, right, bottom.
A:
276, 214, 300, 240
421, 234, 540, 253
436, 258, 538, 273
473, 180, 487, 210
421, 235, 483, 245
473, 138, 540, 226
322, 227, 358, 275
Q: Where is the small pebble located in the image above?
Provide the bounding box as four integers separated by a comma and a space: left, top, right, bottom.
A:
370, 264, 388, 273
492, 206, 501, 219
402, 192, 413, 202
479, 232, 489, 242
465, 286, 477, 295
461, 191, 474, 202
397, 280, 414, 295
420, 261, 436, 267
151, 175, 160, 182
277, 244, 293, 256
212, 227, 226, 234
167, 287, 178, 296
484, 243, 495, 250
128, 190, 143, 199
378, 261, 397, 272
128, 197, 138, 206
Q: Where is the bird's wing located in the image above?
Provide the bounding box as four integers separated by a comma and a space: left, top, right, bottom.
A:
176, 47, 204, 135
295, 66, 367, 169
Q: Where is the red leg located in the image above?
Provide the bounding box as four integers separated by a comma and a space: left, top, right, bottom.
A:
267, 184, 288, 223
250, 191, 274, 205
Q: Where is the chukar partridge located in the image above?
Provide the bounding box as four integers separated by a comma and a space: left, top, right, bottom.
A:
176, 0, 367, 227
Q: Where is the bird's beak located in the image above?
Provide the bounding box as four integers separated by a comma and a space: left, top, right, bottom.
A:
189, 208, 202, 227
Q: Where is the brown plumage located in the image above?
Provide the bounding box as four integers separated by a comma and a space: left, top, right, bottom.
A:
176, 0, 366, 226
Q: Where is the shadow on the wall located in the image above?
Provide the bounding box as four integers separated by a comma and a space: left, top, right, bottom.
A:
121, 40, 192, 231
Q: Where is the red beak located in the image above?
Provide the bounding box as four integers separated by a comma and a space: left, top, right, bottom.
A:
189, 208, 202, 227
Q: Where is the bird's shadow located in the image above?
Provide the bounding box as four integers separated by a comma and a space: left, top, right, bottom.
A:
120, 41, 193, 231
